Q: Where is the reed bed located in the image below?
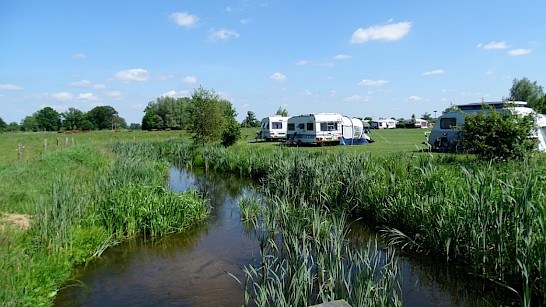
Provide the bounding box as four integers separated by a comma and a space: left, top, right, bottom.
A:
234, 197, 401, 306
169, 144, 546, 305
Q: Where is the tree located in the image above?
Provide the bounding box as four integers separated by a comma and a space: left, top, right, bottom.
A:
241, 111, 260, 128
186, 87, 240, 146
276, 106, 288, 117
458, 105, 535, 160
0, 117, 6, 132
509, 77, 546, 113
421, 112, 432, 121
86, 106, 123, 130
35, 107, 60, 131
142, 96, 189, 130
20, 115, 39, 132
142, 110, 164, 130
61, 107, 85, 130
129, 123, 142, 130
7, 122, 19, 132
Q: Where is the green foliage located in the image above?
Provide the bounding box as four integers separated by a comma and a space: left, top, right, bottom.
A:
61, 107, 85, 130
142, 96, 189, 130
0, 117, 7, 132
240, 111, 260, 128
86, 105, 124, 130
35, 107, 60, 131
458, 106, 535, 160
275, 106, 288, 117
509, 77, 546, 113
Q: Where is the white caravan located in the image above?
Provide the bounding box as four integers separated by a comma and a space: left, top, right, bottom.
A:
257, 116, 289, 141
341, 116, 373, 145
287, 113, 343, 145
426, 101, 544, 151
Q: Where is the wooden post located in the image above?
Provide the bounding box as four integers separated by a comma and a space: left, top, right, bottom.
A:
18, 143, 22, 161
65, 136, 68, 146
44, 139, 48, 150
56, 137, 59, 146
71, 137, 74, 146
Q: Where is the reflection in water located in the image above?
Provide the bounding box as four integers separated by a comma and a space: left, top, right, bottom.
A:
55, 167, 518, 306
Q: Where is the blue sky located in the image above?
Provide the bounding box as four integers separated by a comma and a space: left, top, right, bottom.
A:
1, 1, 545, 124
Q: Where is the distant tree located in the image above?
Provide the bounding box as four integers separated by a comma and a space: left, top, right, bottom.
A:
86, 106, 121, 130
241, 111, 260, 128
0, 117, 6, 132
142, 96, 189, 130
509, 77, 546, 113
421, 112, 432, 121
35, 107, 60, 131
7, 121, 19, 132
80, 119, 94, 130
142, 109, 164, 130
61, 107, 85, 130
186, 87, 240, 146
21, 115, 39, 132
364, 116, 373, 121
276, 106, 288, 117
129, 123, 142, 130
459, 105, 535, 160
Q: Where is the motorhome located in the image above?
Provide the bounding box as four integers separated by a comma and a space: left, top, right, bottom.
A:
341, 116, 373, 145
426, 101, 541, 151
370, 119, 397, 129
256, 116, 289, 141
286, 113, 343, 145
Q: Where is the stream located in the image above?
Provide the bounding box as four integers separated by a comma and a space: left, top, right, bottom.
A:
54, 167, 518, 306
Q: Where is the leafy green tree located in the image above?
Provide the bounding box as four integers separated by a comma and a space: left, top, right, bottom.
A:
35, 107, 60, 131
61, 107, 85, 130
142, 96, 189, 130
21, 115, 39, 131
276, 106, 288, 117
458, 105, 535, 160
129, 123, 142, 130
86, 106, 122, 130
509, 77, 546, 113
7, 121, 19, 132
241, 111, 260, 128
186, 87, 240, 146
142, 110, 164, 130
0, 117, 6, 132
421, 112, 432, 121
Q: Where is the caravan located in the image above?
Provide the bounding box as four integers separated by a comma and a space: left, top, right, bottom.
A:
286, 113, 343, 145
426, 101, 544, 151
256, 116, 289, 141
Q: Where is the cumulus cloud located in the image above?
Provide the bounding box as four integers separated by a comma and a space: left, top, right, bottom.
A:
170, 12, 199, 28
182, 76, 197, 84
300, 90, 313, 96
344, 95, 369, 102
334, 54, 352, 60
114, 69, 149, 83
351, 21, 412, 43
423, 69, 445, 76
77, 93, 97, 101
296, 59, 311, 66
0, 84, 23, 90
407, 96, 423, 102
477, 41, 509, 50
508, 48, 532, 56
52, 92, 73, 101
270, 72, 287, 81
73, 53, 87, 59
208, 28, 240, 41
70, 80, 93, 87
358, 79, 389, 86
104, 90, 123, 99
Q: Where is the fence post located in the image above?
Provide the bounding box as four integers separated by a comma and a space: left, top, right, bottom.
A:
44, 138, 48, 150
18, 143, 22, 161
72, 137, 74, 146
56, 137, 59, 147
65, 136, 68, 146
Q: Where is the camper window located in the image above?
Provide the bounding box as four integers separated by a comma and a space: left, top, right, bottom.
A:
287, 123, 295, 131
272, 122, 283, 129
307, 123, 313, 130
297, 123, 305, 129
440, 118, 457, 129
320, 122, 338, 131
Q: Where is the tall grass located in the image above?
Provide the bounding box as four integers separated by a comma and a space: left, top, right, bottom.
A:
169, 144, 546, 305
235, 197, 401, 306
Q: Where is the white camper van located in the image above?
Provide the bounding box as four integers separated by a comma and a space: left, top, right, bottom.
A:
426, 101, 539, 151
257, 116, 289, 141
287, 113, 343, 145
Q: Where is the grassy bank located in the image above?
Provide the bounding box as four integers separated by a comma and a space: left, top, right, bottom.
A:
0, 131, 206, 305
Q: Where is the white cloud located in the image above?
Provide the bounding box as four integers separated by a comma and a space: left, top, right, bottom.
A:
477, 41, 509, 50
161, 90, 190, 98
423, 69, 445, 76
358, 79, 389, 86
407, 96, 423, 102
0, 84, 23, 90
73, 53, 87, 59
182, 76, 197, 84
77, 92, 97, 101
334, 54, 351, 60
508, 48, 532, 56
208, 28, 240, 41
351, 21, 412, 43
300, 90, 313, 96
170, 12, 199, 28
52, 92, 73, 101
114, 69, 149, 83
240, 18, 252, 24
70, 80, 93, 87
270, 72, 287, 81
344, 95, 369, 102
104, 90, 122, 99
296, 59, 311, 66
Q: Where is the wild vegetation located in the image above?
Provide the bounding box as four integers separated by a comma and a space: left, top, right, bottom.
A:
0, 131, 207, 305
